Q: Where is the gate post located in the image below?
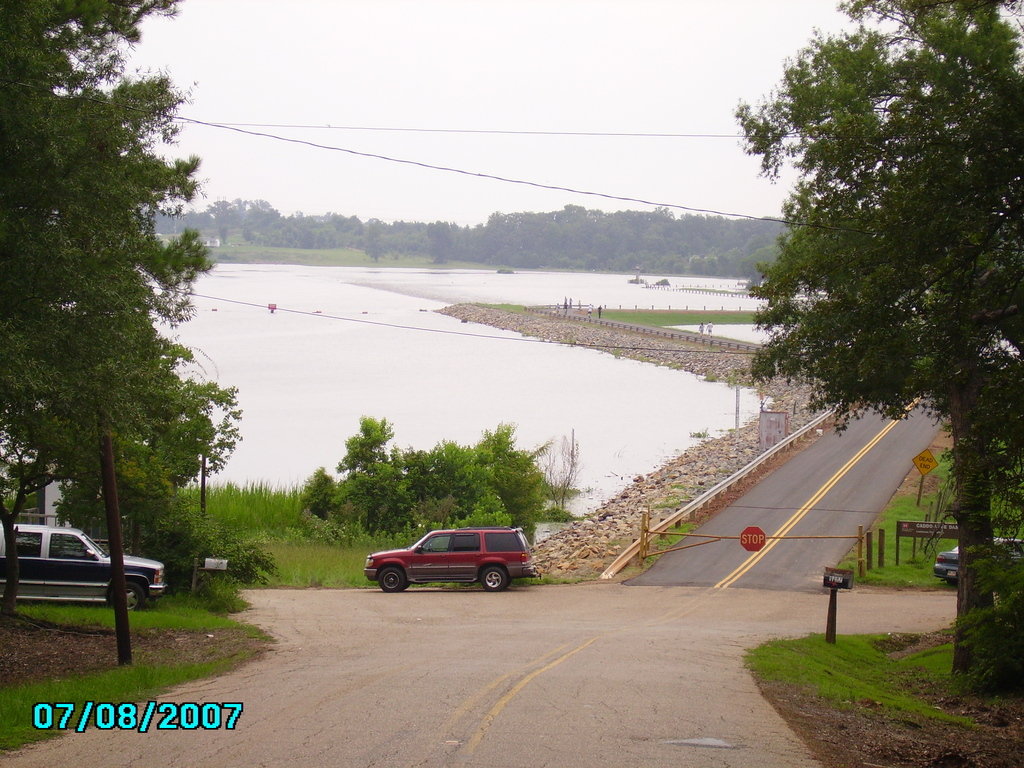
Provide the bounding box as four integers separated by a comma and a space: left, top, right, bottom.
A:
857, 525, 865, 578
638, 509, 650, 561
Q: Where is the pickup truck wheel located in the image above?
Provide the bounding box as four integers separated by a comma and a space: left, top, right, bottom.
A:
480, 566, 509, 592
379, 566, 409, 593
113, 581, 146, 611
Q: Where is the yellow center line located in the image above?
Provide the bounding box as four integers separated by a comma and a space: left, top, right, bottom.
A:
440, 640, 577, 736
714, 416, 904, 590
456, 589, 722, 756
462, 636, 600, 754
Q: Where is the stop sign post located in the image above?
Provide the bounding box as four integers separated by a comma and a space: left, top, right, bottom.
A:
739, 526, 767, 552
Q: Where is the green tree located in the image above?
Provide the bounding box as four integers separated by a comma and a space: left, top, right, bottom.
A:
0, 0, 210, 615
474, 425, 547, 535
300, 468, 338, 520
737, 0, 1024, 677
336, 417, 413, 533
364, 219, 384, 262
426, 221, 454, 264
324, 419, 549, 536
57, 366, 241, 550
208, 199, 240, 245
403, 441, 490, 520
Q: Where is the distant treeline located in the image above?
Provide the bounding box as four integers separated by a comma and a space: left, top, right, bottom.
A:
157, 199, 785, 279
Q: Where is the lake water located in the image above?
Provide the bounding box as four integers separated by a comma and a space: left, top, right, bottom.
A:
170, 265, 764, 513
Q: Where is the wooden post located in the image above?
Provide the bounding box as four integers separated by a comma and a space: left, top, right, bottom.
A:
638, 509, 650, 561
857, 525, 865, 578
916, 475, 925, 506
825, 588, 838, 644
200, 454, 208, 515
866, 530, 873, 571
878, 529, 886, 569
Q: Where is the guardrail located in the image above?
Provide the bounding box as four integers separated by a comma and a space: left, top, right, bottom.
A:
599, 408, 835, 579
524, 306, 761, 353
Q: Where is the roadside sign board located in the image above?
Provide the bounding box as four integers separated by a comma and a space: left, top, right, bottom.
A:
912, 449, 939, 475
897, 521, 958, 538
894, 521, 958, 566
823, 567, 854, 590
739, 526, 767, 552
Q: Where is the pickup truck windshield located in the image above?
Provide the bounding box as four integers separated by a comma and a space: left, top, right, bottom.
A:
80, 533, 109, 558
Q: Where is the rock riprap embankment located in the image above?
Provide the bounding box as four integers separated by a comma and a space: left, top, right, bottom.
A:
438, 303, 819, 578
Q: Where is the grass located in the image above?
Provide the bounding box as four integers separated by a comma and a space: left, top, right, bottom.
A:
264, 541, 378, 588
482, 303, 530, 313
0, 601, 267, 752
746, 634, 970, 726
15, 600, 249, 632
479, 304, 757, 327
601, 309, 756, 327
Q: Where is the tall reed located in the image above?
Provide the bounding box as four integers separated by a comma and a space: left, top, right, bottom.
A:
178, 482, 305, 534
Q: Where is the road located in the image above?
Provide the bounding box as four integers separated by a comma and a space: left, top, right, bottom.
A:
627, 408, 941, 590
7, 586, 954, 768
6, 409, 951, 767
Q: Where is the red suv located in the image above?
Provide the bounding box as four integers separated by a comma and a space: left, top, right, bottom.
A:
364, 527, 539, 592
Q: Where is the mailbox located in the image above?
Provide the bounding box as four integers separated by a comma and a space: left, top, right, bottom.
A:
204, 558, 229, 571
823, 567, 854, 590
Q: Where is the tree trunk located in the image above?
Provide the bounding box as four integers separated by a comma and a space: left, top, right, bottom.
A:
947, 387, 995, 675
1, 487, 30, 616
1, 512, 20, 616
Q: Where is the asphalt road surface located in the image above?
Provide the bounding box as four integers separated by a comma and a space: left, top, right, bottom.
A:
627, 408, 941, 590
8, 585, 954, 768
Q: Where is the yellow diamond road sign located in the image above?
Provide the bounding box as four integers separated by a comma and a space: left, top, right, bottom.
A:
913, 449, 938, 475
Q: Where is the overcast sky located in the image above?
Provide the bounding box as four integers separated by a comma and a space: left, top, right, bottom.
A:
127, 1, 852, 225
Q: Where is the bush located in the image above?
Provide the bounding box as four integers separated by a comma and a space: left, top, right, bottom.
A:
143, 502, 277, 595
957, 554, 1024, 693
192, 576, 250, 614
285, 512, 421, 551
540, 507, 575, 523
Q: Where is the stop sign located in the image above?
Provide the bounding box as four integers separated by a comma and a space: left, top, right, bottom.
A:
740, 526, 767, 552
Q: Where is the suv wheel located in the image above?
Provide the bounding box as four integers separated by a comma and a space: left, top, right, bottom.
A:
379, 566, 409, 593
480, 565, 509, 592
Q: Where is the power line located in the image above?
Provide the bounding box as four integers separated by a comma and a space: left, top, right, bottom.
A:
202, 122, 744, 139
174, 115, 788, 225
187, 292, 757, 355
0, 76, 867, 233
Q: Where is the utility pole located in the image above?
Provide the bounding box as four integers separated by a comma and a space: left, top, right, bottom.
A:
100, 430, 132, 665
